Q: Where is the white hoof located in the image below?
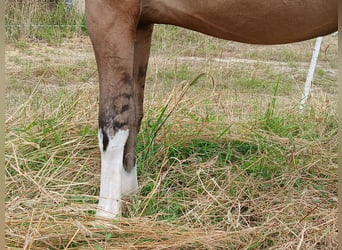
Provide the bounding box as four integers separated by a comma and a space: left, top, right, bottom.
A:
96, 201, 121, 220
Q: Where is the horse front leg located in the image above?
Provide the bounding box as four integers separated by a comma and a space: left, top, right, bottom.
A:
122, 24, 154, 195
86, 0, 140, 219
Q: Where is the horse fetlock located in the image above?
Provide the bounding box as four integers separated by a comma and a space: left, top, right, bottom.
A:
121, 165, 138, 195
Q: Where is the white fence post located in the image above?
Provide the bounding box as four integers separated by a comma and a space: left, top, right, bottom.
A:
299, 36, 323, 111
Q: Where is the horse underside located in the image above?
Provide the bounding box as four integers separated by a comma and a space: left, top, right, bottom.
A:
140, 0, 337, 44
85, 0, 337, 219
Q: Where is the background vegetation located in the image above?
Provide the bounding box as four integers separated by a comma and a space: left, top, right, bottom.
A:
5, 1, 338, 249
5, 0, 86, 42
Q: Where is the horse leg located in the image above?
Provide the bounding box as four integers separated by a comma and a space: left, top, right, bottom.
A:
122, 24, 154, 195
85, 0, 140, 219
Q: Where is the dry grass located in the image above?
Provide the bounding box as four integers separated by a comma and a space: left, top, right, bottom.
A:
5, 25, 337, 249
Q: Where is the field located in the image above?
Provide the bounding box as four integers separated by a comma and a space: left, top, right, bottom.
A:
5, 5, 338, 249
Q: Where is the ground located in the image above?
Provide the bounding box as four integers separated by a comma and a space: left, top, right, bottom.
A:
5, 27, 338, 249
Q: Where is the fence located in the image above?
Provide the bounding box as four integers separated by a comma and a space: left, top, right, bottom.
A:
5, 0, 86, 41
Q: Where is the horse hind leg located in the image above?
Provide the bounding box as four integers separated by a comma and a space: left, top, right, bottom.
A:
122, 24, 154, 196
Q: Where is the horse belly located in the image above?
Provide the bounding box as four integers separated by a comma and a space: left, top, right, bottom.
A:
141, 0, 337, 44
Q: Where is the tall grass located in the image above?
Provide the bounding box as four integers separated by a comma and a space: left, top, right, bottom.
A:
5, 0, 86, 42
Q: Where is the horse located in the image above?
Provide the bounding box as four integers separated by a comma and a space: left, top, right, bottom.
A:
85, 0, 337, 219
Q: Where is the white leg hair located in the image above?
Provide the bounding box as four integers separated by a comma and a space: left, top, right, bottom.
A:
96, 129, 129, 219
121, 164, 138, 195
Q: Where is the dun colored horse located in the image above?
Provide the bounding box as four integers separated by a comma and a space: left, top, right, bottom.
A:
85, 0, 337, 219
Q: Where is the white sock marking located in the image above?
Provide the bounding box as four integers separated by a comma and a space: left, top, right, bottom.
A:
121, 164, 138, 195
96, 129, 129, 219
